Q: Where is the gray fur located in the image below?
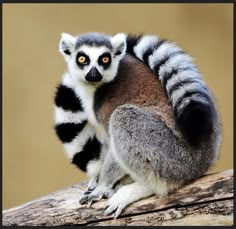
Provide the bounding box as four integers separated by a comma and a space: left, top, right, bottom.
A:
75, 32, 112, 50
109, 104, 221, 187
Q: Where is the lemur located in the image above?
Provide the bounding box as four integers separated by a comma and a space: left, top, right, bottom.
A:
54, 32, 221, 218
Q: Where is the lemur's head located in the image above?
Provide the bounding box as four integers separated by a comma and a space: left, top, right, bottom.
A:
59, 32, 127, 85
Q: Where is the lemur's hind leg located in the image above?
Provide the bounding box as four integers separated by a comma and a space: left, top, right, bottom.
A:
105, 104, 198, 217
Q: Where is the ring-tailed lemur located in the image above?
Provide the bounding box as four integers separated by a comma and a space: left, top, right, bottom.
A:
54, 32, 221, 218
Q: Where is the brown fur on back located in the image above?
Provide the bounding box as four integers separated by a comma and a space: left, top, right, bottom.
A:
94, 54, 175, 130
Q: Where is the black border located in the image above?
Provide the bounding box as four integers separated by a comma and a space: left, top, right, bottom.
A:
1, 0, 234, 228
1, 0, 235, 3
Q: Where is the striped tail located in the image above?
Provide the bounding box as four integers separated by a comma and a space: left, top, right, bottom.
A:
54, 82, 101, 171
126, 34, 217, 146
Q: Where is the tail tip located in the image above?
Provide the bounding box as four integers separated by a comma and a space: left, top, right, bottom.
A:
176, 101, 216, 147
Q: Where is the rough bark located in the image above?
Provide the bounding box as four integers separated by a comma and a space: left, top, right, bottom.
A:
2, 169, 233, 226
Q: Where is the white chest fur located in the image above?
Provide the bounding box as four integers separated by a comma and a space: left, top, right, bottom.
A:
74, 83, 98, 126
62, 72, 104, 140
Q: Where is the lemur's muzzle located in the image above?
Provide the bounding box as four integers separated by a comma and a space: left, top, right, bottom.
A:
85, 67, 102, 82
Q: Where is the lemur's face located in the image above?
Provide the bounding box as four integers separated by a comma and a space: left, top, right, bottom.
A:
71, 45, 116, 84
59, 32, 126, 85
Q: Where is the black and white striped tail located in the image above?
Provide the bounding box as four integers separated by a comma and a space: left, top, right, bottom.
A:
126, 34, 216, 146
54, 83, 101, 171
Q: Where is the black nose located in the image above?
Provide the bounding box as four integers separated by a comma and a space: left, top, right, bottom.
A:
85, 67, 102, 82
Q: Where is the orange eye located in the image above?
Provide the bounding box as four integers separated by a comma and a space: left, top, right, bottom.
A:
102, 56, 110, 64
78, 56, 86, 64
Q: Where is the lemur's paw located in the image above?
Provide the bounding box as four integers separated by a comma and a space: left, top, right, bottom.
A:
103, 190, 130, 219
79, 192, 102, 205
79, 186, 114, 205
104, 182, 154, 218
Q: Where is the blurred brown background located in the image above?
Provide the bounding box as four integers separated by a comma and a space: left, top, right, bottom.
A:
3, 4, 233, 209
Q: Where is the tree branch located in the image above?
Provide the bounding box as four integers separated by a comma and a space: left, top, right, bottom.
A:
2, 169, 233, 226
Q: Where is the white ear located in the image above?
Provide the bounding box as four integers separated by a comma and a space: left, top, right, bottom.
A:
59, 33, 76, 60
111, 33, 127, 57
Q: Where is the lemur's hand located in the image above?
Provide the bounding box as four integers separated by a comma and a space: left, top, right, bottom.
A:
79, 185, 115, 205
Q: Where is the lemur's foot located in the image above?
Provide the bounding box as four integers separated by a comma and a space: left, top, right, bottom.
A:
79, 185, 114, 205
103, 186, 131, 218
103, 182, 154, 219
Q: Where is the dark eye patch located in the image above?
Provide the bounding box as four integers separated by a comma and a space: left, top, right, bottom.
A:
98, 52, 111, 69
76, 51, 90, 68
